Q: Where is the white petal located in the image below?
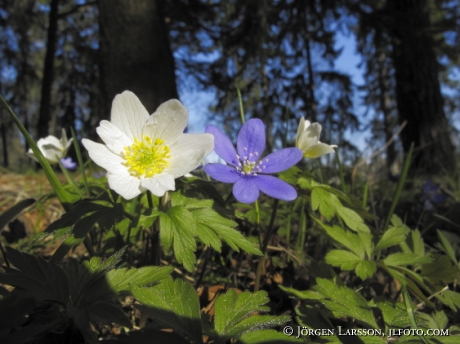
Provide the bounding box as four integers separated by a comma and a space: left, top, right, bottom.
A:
107, 172, 142, 200
165, 133, 214, 178
60, 129, 69, 147
140, 173, 175, 196
143, 99, 188, 140
168, 133, 214, 155
39, 135, 62, 149
297, 122, 322, 151
303, 142, 336, 158
110, 91, 149, 140
96, 120, 132, 155
82, 139, 126, 174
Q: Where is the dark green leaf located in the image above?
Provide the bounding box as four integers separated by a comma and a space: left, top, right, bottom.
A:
132, 277, 202, 344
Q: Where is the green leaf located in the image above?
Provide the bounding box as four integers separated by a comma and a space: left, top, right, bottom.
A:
375, 221, 410, 251
376, 299, 412, 329
213, 289, 290, 343
106, 266, 173, 293
0, 247, 69, 304
311, 187, 341, 221
0, 198, 35, 230
403, 229, 425, 257
84, 247, 127, 273
421, 255, 458, 285
132, 277, 202, 344
355, 260, 377, 280
435, 290, 460, 311
169, 192, 262, 256
312, 218, 365, 258
325, 250, 361, 270
336, 206, 370, 233
384, 253, 432, 267
159, 206, 197, 272
311, 278, 379, 329
236, 329, 303, 343
85, 301, 132, 328
437, 230, 458, 266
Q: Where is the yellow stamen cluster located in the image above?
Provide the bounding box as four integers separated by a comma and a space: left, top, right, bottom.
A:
123, 136, 170, 177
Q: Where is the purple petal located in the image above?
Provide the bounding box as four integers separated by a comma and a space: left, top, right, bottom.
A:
237, 119, 265, 162
204, 164, 241, 183
254, 175, 297, 201
205, 125, 238, 165
233, 177, 260, 203
262, 148, 303, 173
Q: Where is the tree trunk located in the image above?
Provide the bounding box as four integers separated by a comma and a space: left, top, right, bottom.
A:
37, 0, 59, 139
387, 0, 454, 173
98, 0, 178, 116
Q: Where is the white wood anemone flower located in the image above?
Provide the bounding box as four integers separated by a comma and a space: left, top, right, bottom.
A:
27, 128, 73, 164
82, 91, 214, 200
295, 117, 337, 158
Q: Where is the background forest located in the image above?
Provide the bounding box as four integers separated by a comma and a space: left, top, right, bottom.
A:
1, 1, 460, 343
0, 0, 459, 173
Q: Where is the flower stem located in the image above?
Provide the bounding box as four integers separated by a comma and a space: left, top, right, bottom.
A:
254, 199, 279, 292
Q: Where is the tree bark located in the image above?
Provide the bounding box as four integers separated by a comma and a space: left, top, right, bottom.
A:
37, 0, 59, 139
387, 0, 454, 172
98, 0, 178, 116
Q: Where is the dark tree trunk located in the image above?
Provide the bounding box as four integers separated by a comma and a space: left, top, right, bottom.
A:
98, 0, 179, 116
37, 0, 59, 139
387, 0, 454, 173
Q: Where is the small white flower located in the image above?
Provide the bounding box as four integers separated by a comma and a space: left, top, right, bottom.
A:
27, 129, 73, 164
82, 91, 214, 200
296, 117, 337, 158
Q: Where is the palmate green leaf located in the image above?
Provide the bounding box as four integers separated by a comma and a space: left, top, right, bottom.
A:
336, 206, 370, 233
0, 247, 69, 304
310, 185, 369, 233
375, 218, 410, 252
236, 329, 303, 343
325, 250, 361, 270
384, 253, 433, 267
421, 255, 458, 285
311, 187, 341, 221
355, 260, 377, 280
106, 266, 173, 293
437, 230, 458, 266
312, 278, 379, 329
159, 206, 197, 272
132, 277, 202, 344
312, 217, 365, 258
213, 289, 290, 343
170, 191, 262, 256
84, 301, 132, 329
401, 229, 425, 257
436, 290, 460, 311
84, 247, 127, 273
193, 209, 262, 255
376, 299, 412, 329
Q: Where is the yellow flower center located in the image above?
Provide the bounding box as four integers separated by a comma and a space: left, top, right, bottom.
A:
123, 135, 171, 178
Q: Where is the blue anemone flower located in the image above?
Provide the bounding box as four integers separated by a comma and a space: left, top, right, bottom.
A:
60, 157, 77, 169
204, 118, 302, 204
423, 179, 447, 210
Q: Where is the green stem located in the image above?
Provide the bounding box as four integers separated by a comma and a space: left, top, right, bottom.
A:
0, 94, 71, 208
71, 127, 90, 197
254, 199, 279, 292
